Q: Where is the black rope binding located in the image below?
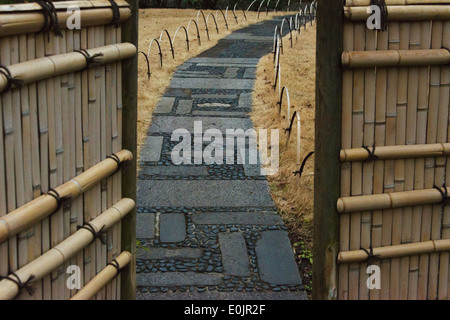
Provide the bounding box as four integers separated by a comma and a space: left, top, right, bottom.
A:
46, 188, 71, 211
106, 153, 124, 174
77, 223, 107, 245
0, 273, 36, 298
370, 0, 388, 32
362, 143, 378, 162
107, 259, 122, 279
0, 65, 24, 93
433, 183, 449, 207
108, 0, 121, 28
75, 49, 104, 70
36, 0, 63, 41
361, 245, 380, 264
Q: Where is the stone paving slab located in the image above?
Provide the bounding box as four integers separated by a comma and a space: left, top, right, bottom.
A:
137, 247, 203, 260
176, 99, 193, 115
191, 110, 248, 117
141, 165, 209, 177
238, 92, 253, 108
137, 272, 223, 287
159, 213, 186, 243
191, 93, 238, 100
136, 213, 155, 239
137, 180, 274, 207
154, 97, 175, 114
191, 212, 284, 225
140, 136, 164, 162
148, 116, 254, 133
256, 230, 303, 285
189, 57, 260, 64
218, 232, 251, 277
170, 78, 254, 90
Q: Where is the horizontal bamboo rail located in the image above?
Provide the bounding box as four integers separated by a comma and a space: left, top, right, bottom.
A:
345, 0, 450, 6
0, 43, 136, 93
0, 7, 131, 37
0, 149, 133, 243
0, 199, 135, 300
0, 0, 129, 12
338, 239, 450, 264
340, 143, 450, 162
70, 251, 132, 300
344, 5, 450, 20
342, 49, 450, 68
337, 186, 449, 213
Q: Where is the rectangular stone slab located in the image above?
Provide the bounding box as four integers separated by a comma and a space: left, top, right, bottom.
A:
191, 212, 283, 225
137, 272, 222, 287
137, 247, 203, 260
140, 165, 209, 176
170, 78, 254, 90
159, 213, 186, 243
255, 230, 303, 285
136, 213, 155, 239
137, 180, 275, 207
218, 232, 251, 277
148, 116, 254, 133
140, 136, 164, 162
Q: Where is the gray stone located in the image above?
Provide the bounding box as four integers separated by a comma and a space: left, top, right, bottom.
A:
177, 63, 193, 70
176, 99, 193, 115
160, 214, 186, 243
191, 212, 283, 225
256, 230, 302, 285
197, 103, 232, 108
137, 180, 274, 207
223, 67, 239, 78
148, 116, 254, 133
137, 272, 222, 287
136, 213, 155, 239
154, 97, 175, 114
218, 232, 251, 277
137, 247, 203, 260
191, 110, 247, 117
243, 68, 257, 79
196, 63, 256, 68
140, 136, 164, 162
238, 93, 253, 108
191, 93, 238, 100
141, 165, 209, 176
170, 78, 253, 90
189, 57, 259, 64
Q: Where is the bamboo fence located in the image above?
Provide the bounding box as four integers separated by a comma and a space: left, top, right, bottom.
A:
0, 1, 135, 300
336, 0, 450, 300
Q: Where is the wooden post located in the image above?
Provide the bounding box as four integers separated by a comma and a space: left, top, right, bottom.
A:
313, 0, 344, 300
120, 0, 138, 300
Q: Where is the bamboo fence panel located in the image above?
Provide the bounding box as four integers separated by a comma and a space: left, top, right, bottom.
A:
0, 1, 133, 299
338, 2, 449, 300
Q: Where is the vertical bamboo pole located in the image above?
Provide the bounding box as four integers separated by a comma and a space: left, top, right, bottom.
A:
359, 26, 376, 300
349, 22, 365, 300
437, 20, 450, 299
428, 20, 445, 300
338, 20, 354, 301
36, 32, 51, 300
27, 32, 43, 300
313, 0, 343, 300
371, 27, 388, 301
120, 0, 138, 300
391, 21, 409, 300
381, 21, 399, 300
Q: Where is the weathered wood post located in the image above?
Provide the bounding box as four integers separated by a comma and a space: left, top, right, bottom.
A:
313, 0, 344, 300
121, 0, 138, 300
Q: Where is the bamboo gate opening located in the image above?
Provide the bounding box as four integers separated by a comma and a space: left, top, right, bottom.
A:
0, 0, 138, 300
315, 0, 450, 300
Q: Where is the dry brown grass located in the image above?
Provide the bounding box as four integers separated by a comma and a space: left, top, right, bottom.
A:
251, 23, 316, 249
137, 8, 292, 158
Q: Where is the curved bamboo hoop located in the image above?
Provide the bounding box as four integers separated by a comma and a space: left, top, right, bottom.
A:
257, 0, 266, 19
245, 0, 258, 18
340, 143, 450, 162
0, 149, 133, 243
280, 17, 293, 48
173, 25, 190, 52
138, 51, 151, 80
266, 0, 271, 16
273, 51, 282, 93
71, 251, 132, 300
294, 13, 301, 33
205, 12, 219, 34
147, 38, 163, 69
197, 10, 210, 41
187, 19, 202, 46
277, 86, 291, 122
0, 7, 131, 37
342, 49, 450, 68
337, 186, 450, 214
0, 198, 135, 300
274, 0, 280, 12
287, 0, 291, 11
338, 239, 450, 264
284, 111, 301, 159
273, 25, 283, 58
304, 6, 312, 26
215, 9, 229, 30
227, 5, 238, 24
0, 43, 136, 93
294, 151, 314, 178
158, 29, 175, 59
299, 9, 306, 30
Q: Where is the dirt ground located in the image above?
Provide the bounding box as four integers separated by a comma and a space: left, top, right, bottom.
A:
251, 22, 316, 295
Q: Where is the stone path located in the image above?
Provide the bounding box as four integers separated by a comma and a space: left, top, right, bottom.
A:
136, 16, 307, 300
